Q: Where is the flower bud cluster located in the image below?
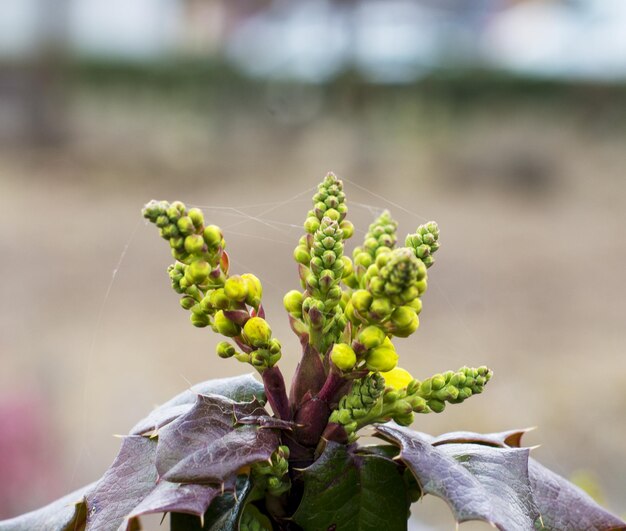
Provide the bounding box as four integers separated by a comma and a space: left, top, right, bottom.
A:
143, 200, 225, 266
251, 445, 291, 498
302, 172, 353, 238
414, 366, 492, 413
405, 221, 440, 268
144, 200, 281, 371
346, 210, 398, 288
328, 373, 386, 441
215, 316, 282, 370
299, 217, 350, 352
347, 248, 424, 338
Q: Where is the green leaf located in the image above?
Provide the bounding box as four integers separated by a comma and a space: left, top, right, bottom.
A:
130, 374, 266, 435
292, 441, 409, 531
0, 484, 91, 531
376, 423, 540, 530
170, 476, 252, 531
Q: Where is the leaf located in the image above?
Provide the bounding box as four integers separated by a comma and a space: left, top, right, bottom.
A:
0, 484, 92, 531
85, 435, 159, 530
126, 481, 221, 522
430, 428, 533, 448
292, 441, 409, 531
529, 458, 625, 530
170, 476, 252, 531
156, 394, 280, 484
376, 423, 540, 531
130, 374, 266, 435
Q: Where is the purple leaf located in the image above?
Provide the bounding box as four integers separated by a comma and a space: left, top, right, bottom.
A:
430, 428, 533, 448
85, 436, 159, 531
156, 394, 280, 484
376, 423, 540, 530
129, 374, 265, 436
0, 484, 92, 531
126, 481, 221, 524
529, 458, 625, 530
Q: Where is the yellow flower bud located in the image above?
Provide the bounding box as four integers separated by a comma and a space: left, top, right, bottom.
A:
365, 346, 399, 372
209, 288, 230, 309
330, 343, 357, 371
339, 220, 354, 239
214, 310, 240, 337
188, 208, 205, 228
381, 367, 414, 390
224, 275, 249, 302
203, 225, 222, 247
187, 260, 210, 284
242, 273, 262, 306
242, 316, 272, 348
283, 290, 303, 316
357, 326, 386, 350
184, 234, 205, 255
351, 290, 373, 313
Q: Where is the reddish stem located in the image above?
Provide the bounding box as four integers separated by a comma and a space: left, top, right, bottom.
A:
262, 365, 291, 421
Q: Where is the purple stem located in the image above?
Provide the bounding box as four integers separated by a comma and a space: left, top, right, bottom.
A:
317, 370, 346, 404
262, 365, 291, 421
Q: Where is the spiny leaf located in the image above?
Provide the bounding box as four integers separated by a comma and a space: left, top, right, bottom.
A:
130, 374, 266, 436
292, 441, 409, 531
0, 484, 91, 531
376, 423, 540, 530
85, 436, 159, 530
156, 394, 280, 484
529, 458, 625, 530
170, 476, 252, 531
125, 482, 222, 524
430, 428, 533, 448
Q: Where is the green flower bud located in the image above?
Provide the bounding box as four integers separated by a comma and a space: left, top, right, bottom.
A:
214, 310, 241, 337
428, 399, 446, 413
283, 290, 303, 316
216, 341, 236, 359
357, 325, 386, 350
242, 317, 272, 348
177, 216, 195, 236
352, 290, 373, 313
242, 273, 262, 307
188, 208, 204, 228
190, 312, 210, 328
184, 234, 205, 255
304, 216, 320, 234
203, 225, 222, 247
180, 296, 195, 310
369, 297, 393, 318
365, 345, 399, 372
209, 288, 229, 309
187, 260, 210, 284
224, 275, 249, 302
330, 343, 357, 371
294, 245, 311, 265
339, 220, 354, 239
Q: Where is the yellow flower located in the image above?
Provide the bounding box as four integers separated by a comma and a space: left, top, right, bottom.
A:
381, 367, 414, 390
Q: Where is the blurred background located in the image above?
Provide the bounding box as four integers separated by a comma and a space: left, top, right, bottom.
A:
1, 0, 625, 527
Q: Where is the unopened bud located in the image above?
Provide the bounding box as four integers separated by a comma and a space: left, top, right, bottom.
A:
187, 260, 210, 284
365, 346, 398, 372
330, 343, 357, 371
190, 312, 210, 328
203, 225, 222, 247
216, 341, 236, 359
214, 310, 241, 337
177, 216, 195, 236
352, 290, 373, 313
357, 326, 386, 350
224, 275, 249, 302
242, 317, 272, 348
188, 208, 204, 228
184, 234, 205, 255
283, 290, 303, 316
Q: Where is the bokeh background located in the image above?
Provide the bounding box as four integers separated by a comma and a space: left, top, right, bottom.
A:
1, 0, 625, 528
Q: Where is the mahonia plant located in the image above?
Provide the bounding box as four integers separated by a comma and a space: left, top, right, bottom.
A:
3, 173, 624, 531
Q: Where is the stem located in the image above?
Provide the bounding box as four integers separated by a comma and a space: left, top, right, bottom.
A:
317, 370, 346, 404
262, 365, 291, 420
